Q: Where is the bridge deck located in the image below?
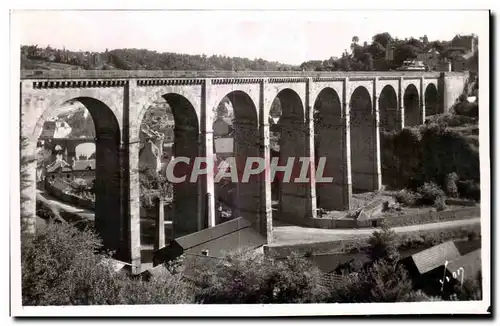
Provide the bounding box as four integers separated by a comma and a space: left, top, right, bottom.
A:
19, 70, 463, 80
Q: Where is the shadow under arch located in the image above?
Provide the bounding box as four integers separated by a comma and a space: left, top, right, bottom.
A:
313, 87, 349, 210
34, 96, 124, 259
349, 86, 377, 192
425, 83, 439, 116
404, 84, 421, 126
139, 93, 200, 239
271, 88, 308, 221
379, 85, 399, 132
213, 90, 260, 225
378, 85, 399, 187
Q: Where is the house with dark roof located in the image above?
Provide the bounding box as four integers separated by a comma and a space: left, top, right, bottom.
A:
402, 240, 482, 297
153, 217, 266, 267
407, 241, 462, 276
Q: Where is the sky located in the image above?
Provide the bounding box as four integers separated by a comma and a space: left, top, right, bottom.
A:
12, 10, 486, 65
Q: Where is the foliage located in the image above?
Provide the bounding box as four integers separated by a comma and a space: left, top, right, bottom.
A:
22, 33, 476, 72
327, 259, 417, 303
21, 45, 297, 71
457, 180, 481, 201
417, 182, 445, 205
20, 135, 36, 236
453, 101, 479, 118
139, 166, 171, 208
191, 251, 328, 304
394, 189, 420, 206
381, 115, 479, 195
434, 195, 447, 211
445, 172, 459, 198
21, 223, 194, 305
366, 226, 400, 262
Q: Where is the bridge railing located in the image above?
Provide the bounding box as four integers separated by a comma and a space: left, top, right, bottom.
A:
19, 70, 462, 80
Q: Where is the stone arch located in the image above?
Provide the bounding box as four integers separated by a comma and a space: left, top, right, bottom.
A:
404, 84, 421, 126
349, 86, 376, 192
264, 84, 306, 123
425, 83, 439, 116
213, 91, 259, 224
378, 85, 399, 132
313, 87, 349, 210
270, 88, 307, 220
134, 88, 201, 142
34, 97, 124, 258
30, 90, 123, 141
138, 93, 200, 238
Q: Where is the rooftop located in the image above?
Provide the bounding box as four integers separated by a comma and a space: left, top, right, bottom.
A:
410, 241, 461, 275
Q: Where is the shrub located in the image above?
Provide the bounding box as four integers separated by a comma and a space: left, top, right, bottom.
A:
327, 259, 415, 303
453, 101, 479, 118
425, 113, 477, 128
21, 223, 194, 305
434, 195, 447, 211
191, 251, 328, 304
366, 226, 399, 263
445, 172, 459, 198
395, 189, 420, 206
417, 182, 445, 205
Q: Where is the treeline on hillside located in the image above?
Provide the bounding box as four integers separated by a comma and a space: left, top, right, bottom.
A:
21, 32, 477, 71
21, 45, 297, 71
300, 33, 478, 71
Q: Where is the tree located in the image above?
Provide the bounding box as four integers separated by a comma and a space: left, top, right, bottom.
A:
422, 35, 429, 46
20, 135, 35, 238
363, 53, 374, 71
372, 32, 392, 48
366, 225, 399, 263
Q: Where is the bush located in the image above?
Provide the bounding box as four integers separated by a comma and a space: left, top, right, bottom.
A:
395, 189, 420, 206
445, 172, 459, 198
457, 180, 481, 201
417, 182, 445, 205
453, 101, 479, 118
21, 223, 194, 305
327, 259, 416, 303
366, 226, 399, 263
434, 195, 447, 211
191, 251, 328, 304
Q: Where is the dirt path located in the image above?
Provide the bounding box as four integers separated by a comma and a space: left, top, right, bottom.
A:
272, 217, 481, 245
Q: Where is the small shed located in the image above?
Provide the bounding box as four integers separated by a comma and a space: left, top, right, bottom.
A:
153, 217, 266, 266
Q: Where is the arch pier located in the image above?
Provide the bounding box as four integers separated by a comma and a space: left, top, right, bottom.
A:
20, 70, 468, 274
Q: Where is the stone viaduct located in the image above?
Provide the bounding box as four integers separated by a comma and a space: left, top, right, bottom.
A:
19, 70, 469, 273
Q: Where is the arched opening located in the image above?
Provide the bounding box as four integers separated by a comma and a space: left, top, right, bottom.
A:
213, 91, 259, 224
378, 85, 399, 132
139, 94, 199, 240
425, 83, 439, 116
313, 87, 348, 210
349, 86, 376, 192
404, 84, 420, 126
35, 97, 122, 257
270, 89, 307, 220
378, 85, 398, 186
